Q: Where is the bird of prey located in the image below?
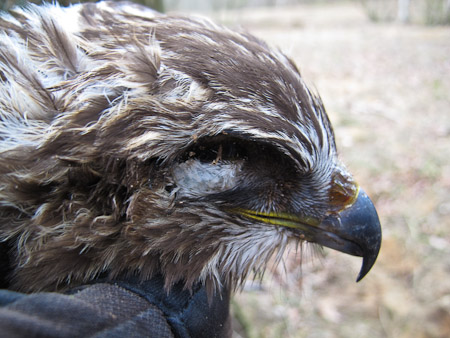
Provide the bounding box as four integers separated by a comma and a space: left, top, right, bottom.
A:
0, 0, 381, 305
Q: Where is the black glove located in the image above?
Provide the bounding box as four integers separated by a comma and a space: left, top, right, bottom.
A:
0, 275, 231, 338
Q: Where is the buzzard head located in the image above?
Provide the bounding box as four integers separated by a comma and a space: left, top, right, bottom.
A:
0, 1, 381, 293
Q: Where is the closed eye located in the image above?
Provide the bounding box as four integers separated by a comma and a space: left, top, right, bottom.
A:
181, 136, 249, 164
180, 135, 303, 173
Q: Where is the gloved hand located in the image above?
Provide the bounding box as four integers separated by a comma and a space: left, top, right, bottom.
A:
0, 275, 231, 338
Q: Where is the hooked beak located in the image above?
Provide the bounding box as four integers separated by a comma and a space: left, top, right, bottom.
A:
234, 188, 382, 281
310, 188, 382, 281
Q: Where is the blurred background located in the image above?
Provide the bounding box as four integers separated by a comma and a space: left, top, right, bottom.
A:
1, 0, 449, 337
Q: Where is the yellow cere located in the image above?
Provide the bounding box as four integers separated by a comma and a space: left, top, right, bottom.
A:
337, 184, 360, 211
232, 183, 361, 228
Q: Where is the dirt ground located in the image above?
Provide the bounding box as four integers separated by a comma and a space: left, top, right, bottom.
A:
191, 2, 450, 338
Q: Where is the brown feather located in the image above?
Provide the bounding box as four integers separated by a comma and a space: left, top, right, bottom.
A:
0, 1, 341, 294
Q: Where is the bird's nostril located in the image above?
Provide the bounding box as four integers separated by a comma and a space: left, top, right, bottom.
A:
329, 169, 359, 212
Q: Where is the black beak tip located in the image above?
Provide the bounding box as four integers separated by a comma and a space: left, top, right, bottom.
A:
356, 252, 379, 282
348, 189, 382, 282
312, 187, 382, 281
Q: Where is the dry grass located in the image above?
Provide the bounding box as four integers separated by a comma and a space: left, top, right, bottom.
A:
201, 3, 450, 337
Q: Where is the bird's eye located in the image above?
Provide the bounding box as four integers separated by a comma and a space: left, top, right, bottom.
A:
182, 137, 249, 164
165, 184, 176, 194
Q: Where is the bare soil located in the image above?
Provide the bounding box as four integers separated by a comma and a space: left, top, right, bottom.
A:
203, 3, 450, 338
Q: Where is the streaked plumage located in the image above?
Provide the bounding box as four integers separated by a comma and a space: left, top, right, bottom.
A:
0, 1, 381, 295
